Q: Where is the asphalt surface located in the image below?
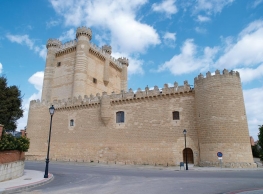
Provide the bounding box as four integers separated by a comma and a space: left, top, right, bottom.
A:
15, 161, 263, 194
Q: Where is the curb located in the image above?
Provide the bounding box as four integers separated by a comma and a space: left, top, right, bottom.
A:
225, 187, 263, 194
1, 173, 54, 194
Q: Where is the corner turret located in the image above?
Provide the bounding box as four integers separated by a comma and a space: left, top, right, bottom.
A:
76, 26, 92, 41
194, 69, 253, 167
102, 45, 112, 55
41, 39, 62, 102
46, 39, 62, 49
118, 57, 129, 67
118, 57, 129, 92
102, 45, 112, 86
72, 26, 91, 98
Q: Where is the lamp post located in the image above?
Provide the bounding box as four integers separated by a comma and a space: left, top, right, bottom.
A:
183, 129, 188, 170
44, 105, 55, 178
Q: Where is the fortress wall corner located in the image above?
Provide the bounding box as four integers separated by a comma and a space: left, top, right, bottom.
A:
194, 70, 254, 167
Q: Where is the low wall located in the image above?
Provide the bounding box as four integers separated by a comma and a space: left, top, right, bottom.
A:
0, 161, 25, 182
0, 150, 25, 182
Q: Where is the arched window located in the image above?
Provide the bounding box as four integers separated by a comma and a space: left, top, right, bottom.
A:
116, 111, 125, 123
173, 111, 180, 120
70, 119, 74, 126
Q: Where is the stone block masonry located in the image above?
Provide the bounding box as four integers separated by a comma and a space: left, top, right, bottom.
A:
26, 26, 255, 168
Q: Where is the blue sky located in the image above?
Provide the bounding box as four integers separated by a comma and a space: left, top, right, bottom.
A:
0, 0, 262, 140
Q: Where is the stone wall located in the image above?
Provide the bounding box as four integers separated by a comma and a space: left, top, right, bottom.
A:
0, 161, 25, 182
26, 69, 256, 168
0, 151, 25, 182
26, 88, 199, 166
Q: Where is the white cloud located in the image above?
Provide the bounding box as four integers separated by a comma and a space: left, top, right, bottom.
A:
152, 0, 178, 16
0, 62, 2, 74
6, 34, 34, 49
163, 32, 176, 41
194, 0, 235, 14
239, 19, 263, 37
59, 28, 75, 41
215, 20, 263, 69
128, 57, 144, 75
195, 27, 207, 34
252, 0, 263, 8
157, 39, 218, 75
6, 34, 47, 60
163, 32, 176, 48
46, 19, 60, 28
243, 87, 263, 140
17, 72, 44, 130
50, 0, 86, 27
28, 71, 44, 91
197, 15, 210, 22
235, 64, 263, 83
49, 0, 160, 54
38, 45, 47, 60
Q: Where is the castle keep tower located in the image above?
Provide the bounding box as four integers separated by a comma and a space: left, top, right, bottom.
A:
194, 69, 253, 167
40, 26, 128, 102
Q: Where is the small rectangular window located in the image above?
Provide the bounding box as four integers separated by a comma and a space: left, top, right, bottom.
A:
173, 111, 180, 120
70, 119, 74, 126
116, 111, 125, 123
93, 78, 97, 84
57, 62, 61, 67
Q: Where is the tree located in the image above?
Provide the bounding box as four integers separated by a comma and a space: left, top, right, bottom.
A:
0, 76, 23, 131
258, 125, 263, 161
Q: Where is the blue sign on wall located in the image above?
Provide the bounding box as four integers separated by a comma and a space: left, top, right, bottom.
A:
217, 152, 223, 157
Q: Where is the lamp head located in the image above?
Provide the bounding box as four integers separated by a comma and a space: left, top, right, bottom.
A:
183, 129, 187, 135
49, 105, 55, 116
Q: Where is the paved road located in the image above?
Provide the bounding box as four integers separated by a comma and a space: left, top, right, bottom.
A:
23, 161, 263, 194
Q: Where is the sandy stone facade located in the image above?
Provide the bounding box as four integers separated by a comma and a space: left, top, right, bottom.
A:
26, 27, 255, 168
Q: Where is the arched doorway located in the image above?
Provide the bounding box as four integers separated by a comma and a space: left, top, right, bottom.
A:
183, 148, 194, 164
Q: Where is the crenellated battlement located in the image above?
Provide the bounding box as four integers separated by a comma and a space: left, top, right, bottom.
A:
55, 40, 77, 57
46, 39, 62, 49
102, 45, 112, 55
30, 81, 192, 110
118, 57, 129, 66
194, 69, 240, 84
89, 43, 123, 69
76, 26, 92, 40
51, 40, 123, 69
46, 26, 124, 70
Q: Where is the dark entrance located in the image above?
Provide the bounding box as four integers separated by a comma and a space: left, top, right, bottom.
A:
183, 148, 194, 164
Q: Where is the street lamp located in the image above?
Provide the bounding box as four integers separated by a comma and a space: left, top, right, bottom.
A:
44, 105, 55, 178
183, 129, 188, 170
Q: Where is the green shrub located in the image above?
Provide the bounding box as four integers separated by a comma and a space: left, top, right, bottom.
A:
0, 133, 30, 152
16, 136, 30, 152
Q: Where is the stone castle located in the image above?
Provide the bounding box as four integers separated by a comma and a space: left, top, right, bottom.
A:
26, 27, 255, 168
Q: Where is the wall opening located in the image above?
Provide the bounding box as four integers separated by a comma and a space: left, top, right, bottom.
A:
183, 148, 194, 164
70, 119, 74, 126
116, 111, 124, 123
172, 111, 180, 120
